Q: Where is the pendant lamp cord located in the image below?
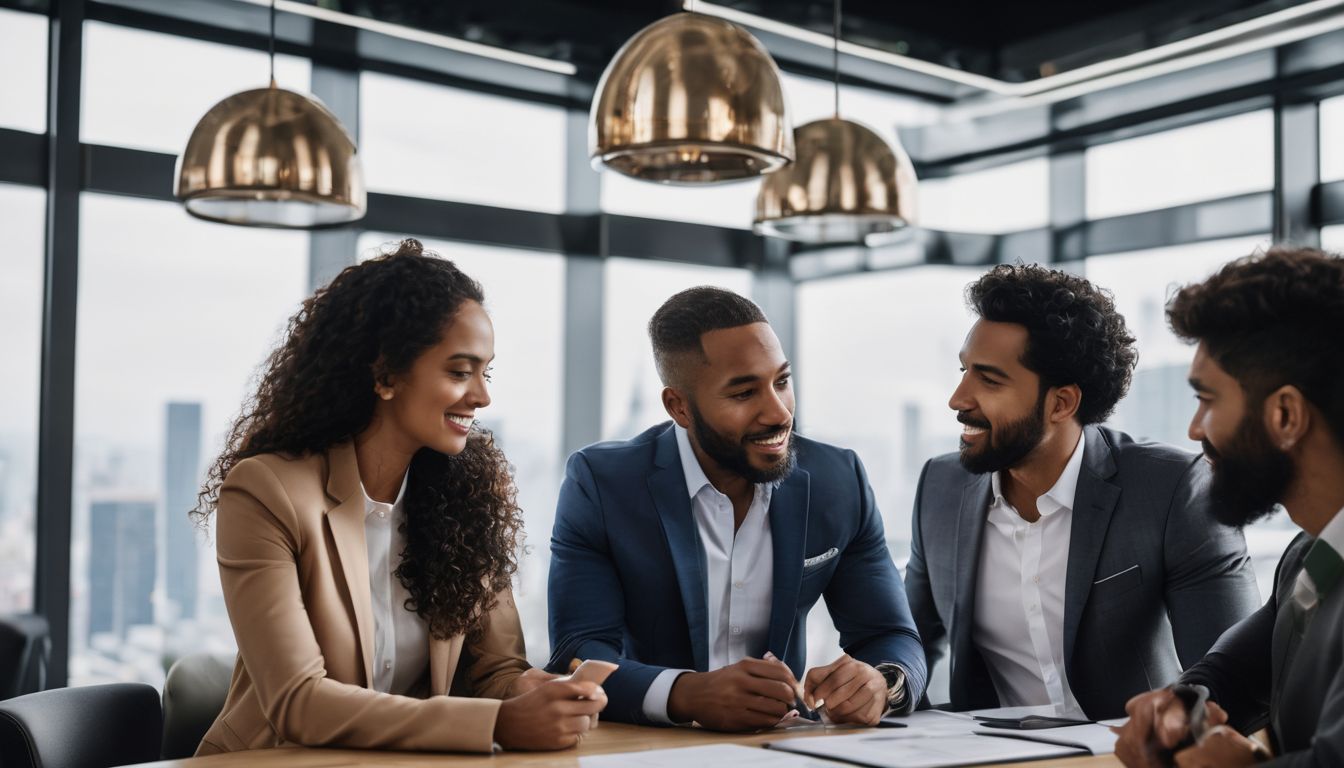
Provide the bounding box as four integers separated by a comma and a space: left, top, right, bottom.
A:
268, 0, 277, 87
832, 0, 841, 118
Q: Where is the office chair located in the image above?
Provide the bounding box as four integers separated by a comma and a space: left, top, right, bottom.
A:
0, 683, 162, 768
0, 614, 49, 700
160, 653, 233, 759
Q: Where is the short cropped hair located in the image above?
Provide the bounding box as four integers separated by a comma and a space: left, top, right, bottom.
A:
967, 263, 1138, 425
1167, 246, 1344, 445
648, 286, 768, 388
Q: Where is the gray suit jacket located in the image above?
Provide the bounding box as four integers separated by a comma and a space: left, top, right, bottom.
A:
905, 425, 1260, 719
1182, 533, 1344, 766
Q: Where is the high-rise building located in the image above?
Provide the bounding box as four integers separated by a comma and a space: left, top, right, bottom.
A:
164, 402, 202, 621
88, 498, 156, 640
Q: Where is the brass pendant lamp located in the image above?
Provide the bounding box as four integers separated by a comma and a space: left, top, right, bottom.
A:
590, 9, 794, 184
754, 0, 916, 243
175, 0, 366, 228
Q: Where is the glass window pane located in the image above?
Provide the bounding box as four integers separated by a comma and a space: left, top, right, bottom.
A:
603, 259, 754, 438
0, 8, 47, 134
782, 73, 939, 148
917, 158, 1049, 233
361, 73, 566, 213
1086, 111, 1274, 219
1323, 96, 1344, 183
0, 184, 46, 613
72, 194, 308, 685
1322, 223, 1344, 251
356, 234, 563, 665
82, 22, 310, 154
1085, 234, 1288, 599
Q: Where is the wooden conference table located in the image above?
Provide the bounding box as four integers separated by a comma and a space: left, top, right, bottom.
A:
130, 722, 1120, 768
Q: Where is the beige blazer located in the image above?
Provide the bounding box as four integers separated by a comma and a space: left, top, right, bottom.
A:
198, 441, 528, 756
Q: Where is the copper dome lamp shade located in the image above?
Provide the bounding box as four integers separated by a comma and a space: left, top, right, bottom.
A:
753, 0, 917, 243
175, 1, 366, 228
590, 11, 794, 184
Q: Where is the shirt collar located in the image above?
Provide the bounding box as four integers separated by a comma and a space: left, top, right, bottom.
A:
675, 424, 716, 499
1315, 505, 1344, 557
361, 469, 409, 517
990, 429, 1086, 518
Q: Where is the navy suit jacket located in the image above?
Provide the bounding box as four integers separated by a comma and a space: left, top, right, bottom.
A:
546, 422, 927, 724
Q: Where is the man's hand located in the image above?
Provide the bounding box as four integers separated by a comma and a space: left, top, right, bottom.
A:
507, 667, 560, 698
1174, 725, 1264, 767
667, 656, 799, 731
1113, 689, 1229, 768
803, 653, 887, 726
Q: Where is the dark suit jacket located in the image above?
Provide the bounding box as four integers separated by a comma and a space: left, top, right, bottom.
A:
546, 422, 927, 724
1182, 533, 1344, 766
905, 425, 1259, 719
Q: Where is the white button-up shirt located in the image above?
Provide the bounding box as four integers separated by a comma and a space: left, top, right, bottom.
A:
972, 432, 1086, 717
641, 425, 775, 723
363, 471, 430, 695
1293, 505, 1344, 610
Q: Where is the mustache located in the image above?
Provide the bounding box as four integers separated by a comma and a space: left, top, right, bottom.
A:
1202, 439, 1220, 462
957, 413, 991, 430
744, 423, 792, 442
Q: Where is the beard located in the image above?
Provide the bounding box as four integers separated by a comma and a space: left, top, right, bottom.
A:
1203, 408, 1293, 529
957, 393, 1047, 475
688, 401, 797, 485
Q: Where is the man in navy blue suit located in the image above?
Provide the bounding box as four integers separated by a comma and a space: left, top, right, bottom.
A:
547, 286, 926, 731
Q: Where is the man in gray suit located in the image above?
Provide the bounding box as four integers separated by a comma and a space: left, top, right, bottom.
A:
905, 264, 1259, 720
1114, 247, 1344, 768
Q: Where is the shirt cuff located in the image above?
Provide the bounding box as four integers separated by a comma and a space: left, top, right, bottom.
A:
642, 668, 693, 724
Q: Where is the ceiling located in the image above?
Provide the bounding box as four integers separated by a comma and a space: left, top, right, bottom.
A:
307, 0, 1316, 92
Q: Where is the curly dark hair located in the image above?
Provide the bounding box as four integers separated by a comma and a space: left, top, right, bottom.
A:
966, 263, 1138, 425
196, 238, 524, 640
649, 286, 768, 388
1167, 245, 1344, 445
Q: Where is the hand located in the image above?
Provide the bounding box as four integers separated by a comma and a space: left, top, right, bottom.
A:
666, 656, 799, 731
507, 666, 559, 698
1112, 689, 1228, 768
1174, 725, 1263, 768
493, 678, 607, 751
803, 654, 887, 726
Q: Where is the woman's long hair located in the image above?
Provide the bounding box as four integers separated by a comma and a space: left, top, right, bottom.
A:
196, 239, 524, 640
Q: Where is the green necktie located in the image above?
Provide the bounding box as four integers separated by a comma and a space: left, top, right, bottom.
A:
1304, 539, 1344, 602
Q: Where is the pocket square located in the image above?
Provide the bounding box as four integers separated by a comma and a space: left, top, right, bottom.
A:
803, 547, 839, 569
1093, 564, 1140, 585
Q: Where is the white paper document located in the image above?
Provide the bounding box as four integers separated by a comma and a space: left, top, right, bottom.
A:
765, 731, 1086, 768
973, 723, 1119, 755
580, 744, 848, 768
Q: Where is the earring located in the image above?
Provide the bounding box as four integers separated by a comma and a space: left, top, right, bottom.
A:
379, 390, 393, 401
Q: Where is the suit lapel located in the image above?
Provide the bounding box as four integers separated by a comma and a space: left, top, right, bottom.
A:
767, 468, 811, 659
430, 636, 464, 696
1062, 426, 1121, 673
648, 428, 710, 672
951, 474, 991, 678
322, 441, 377, 687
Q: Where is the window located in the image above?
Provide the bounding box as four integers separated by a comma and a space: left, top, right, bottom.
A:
1321, 96, 1344, 184
1322, 224, 1344, 251
781, 72, 938, 148
1086, 111, 1274, 219
600, 173, 759, 230
82, 22, 310, 154
0, 8, 47, 134
357, 234, 564, 665
602, 259, 754, 438
72, 194, 308, 685
361, 73, 566, 213
0, 184, 46, 613
1086, 234, 1290, 599
917, 158, 1050, 233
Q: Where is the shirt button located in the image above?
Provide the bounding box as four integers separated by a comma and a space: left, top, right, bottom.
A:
733, 581, 744, 590
1033, 576, 1040, 583
1029, 604, 1038, 612
730, 625, 741, 635
383, 661, 392, 670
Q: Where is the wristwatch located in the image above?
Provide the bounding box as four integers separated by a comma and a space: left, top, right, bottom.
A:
874, 662, 908, 712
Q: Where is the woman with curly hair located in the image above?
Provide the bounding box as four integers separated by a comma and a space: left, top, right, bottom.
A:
194, 239, 605, 755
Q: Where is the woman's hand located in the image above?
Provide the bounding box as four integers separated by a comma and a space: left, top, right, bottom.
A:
493, 678, 608, 751
508, 667, 560, 698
